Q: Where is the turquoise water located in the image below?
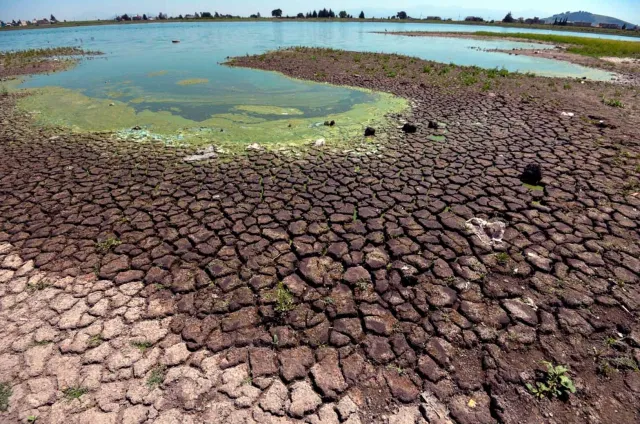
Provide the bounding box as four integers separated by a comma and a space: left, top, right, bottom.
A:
0, 22, 628, 124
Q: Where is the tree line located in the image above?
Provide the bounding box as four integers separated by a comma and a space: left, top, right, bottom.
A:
115, 12, 242, 21
271, 9, 366, 19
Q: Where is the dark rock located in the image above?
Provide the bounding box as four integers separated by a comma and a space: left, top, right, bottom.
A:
402, 123, 417, 133
520, 163, 542, 185
364, 127, 376, 137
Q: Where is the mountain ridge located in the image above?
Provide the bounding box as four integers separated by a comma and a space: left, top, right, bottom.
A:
542, 11, 636, 27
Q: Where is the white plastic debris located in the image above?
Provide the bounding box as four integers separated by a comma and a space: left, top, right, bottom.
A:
246, 143, 263, 151
560, 112, 574, 117
314, 138, 326, 147
465, 218, 506, 246
183, 145, 217, 162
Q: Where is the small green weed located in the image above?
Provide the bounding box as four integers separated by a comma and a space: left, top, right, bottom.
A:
356, 279, 370, 291
526, 361, 576, 399
602, 97, 624, 108
146, 366, 166, 388
87, 335, 102, 347
274, 282, 295, 313
386, 70, 397, 78
386, 363, 405, 375
63, 387, 88, 401
461, 73, 478, 86
563, 83, 572, 90
27, 416, 38, 423
131, 341, 153, 352
422, 65, 432, 74
95, 237, 122, 253
0, 382, 11, 412
27, 280, 50, 291
495, 252, 510, 265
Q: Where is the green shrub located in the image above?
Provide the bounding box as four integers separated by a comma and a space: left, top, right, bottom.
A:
526, 361, 576, 399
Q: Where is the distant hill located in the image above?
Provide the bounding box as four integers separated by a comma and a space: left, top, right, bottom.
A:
542, 11, 636, 27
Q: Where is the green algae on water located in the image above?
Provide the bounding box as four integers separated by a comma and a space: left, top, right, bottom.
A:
176, 78, 209, 86
148, 70, 169, 77
17, 85, 408, 150
233, 105, 304, 116
523, 183, 544, 191
427, 135, 446, 142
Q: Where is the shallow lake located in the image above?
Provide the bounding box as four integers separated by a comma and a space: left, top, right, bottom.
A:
0, 22, 635, 145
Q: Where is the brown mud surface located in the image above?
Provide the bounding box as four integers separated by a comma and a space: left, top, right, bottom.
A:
0, 48, 103, 79
379, 31, 640, 86
1, 47, 639, 423
0, 60, 73, 79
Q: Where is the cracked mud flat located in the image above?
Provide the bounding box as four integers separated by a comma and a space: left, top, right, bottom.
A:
1, 47, 640, 424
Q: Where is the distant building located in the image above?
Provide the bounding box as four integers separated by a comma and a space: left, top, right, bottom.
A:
18, 20, 28, 26
132, 15, 143, 21
569, 21, 592, 27
599, 23, 621, 29
36, 19, 50, 25
426, 16, 442, 21
184, 14, 195, 19
465, 16, 484, 22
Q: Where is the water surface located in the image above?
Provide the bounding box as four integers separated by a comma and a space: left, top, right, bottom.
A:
0, 22, 628, 145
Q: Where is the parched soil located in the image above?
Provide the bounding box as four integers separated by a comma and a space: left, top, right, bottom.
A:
1, 47, 640, 424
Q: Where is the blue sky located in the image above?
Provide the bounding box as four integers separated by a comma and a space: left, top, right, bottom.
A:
1, 0, 639, 24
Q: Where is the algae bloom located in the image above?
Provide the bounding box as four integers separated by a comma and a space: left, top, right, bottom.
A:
176, 78, 209, 86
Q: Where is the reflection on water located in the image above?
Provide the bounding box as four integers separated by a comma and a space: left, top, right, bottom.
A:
0, 21, 624, 141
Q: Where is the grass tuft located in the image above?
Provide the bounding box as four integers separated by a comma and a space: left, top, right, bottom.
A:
274, 282, 295, 313
95, 236, 122, 253
474, 31, 640, 58
63, 387, 88, 401
0, 382, 11, 412
146, 366, 166, 388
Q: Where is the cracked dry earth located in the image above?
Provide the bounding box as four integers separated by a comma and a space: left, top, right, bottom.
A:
1, 52, 640, 424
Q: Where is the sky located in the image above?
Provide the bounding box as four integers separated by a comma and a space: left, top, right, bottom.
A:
1, 0, 639, 24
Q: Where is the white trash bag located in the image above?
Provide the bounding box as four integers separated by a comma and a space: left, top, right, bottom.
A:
465, 218, 505, 246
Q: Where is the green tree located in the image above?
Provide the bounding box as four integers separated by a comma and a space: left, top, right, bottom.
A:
339, 11, 347, 18
397, 11, 408, 19
359, 11, 365, 19
271, 9, 283, 17
503, 12, 514, 23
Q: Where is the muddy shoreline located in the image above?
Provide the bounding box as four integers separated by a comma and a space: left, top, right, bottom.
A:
1, 47, 639, 423
377, 31, 640, 86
